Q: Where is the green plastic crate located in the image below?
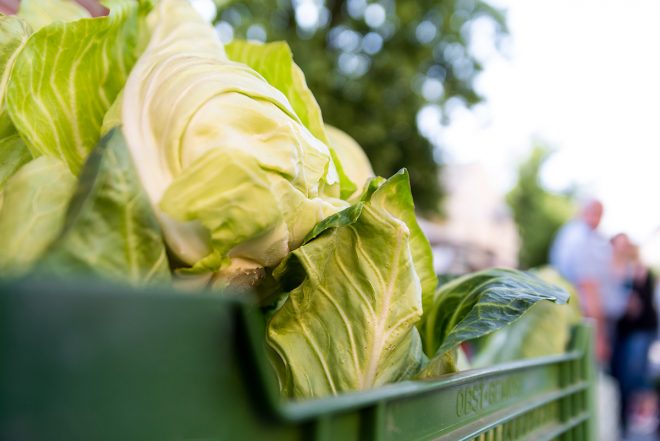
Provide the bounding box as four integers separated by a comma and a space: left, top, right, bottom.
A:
0, 279, 596, 441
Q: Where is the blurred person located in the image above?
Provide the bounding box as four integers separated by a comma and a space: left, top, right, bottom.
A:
611, 242, 658, 435
550, 199, 624, 363
550, 201, 634, 440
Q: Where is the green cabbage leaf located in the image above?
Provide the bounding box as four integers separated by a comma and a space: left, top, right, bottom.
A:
225, 40, 356, 198
325, 125, 375, 199
267, 171, 426, 398
0, 14, 31, 140
39, 128, 170, 285
6, 0, 152, 174
0, 156, 76, 275
417, 268, 570, 378
0, 15, 33, 207
470, 267, 581, 367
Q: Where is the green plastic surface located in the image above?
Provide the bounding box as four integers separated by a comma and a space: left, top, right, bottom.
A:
0, 279, 596, 440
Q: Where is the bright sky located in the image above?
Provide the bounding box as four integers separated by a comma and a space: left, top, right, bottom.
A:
424, 0, 660, 244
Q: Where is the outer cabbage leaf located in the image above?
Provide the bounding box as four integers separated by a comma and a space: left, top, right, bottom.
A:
470, 267, 581, 367
0, 134, 31, 189
0, 15, 33, 204
225, 40, 328, 146
325, 125, 374, 198
225, 40, 356, 198
300, 176, 383, 244
100, 90, 124, 135
6, 0, 151, 174
384, 172, 437, 328
39, 129, 170, 285
18, 0, 91, 31
160, 149, 283, 271
417, 268, 569, 378
0, 15, 31, 140
161, 149, 344, 273
267, 171, 424, 398
122, 0, 345, 274
0, 156, 76, 275
299, 170, 437, 328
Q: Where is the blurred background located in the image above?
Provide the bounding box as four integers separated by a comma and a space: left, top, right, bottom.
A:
2, 0, 659, 438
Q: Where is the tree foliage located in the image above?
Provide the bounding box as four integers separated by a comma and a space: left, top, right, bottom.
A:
507, 145, 576, 269
214, 0, 507, 214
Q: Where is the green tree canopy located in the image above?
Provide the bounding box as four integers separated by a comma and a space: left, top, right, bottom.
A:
507, 145, 576, 269
214, 0, 507, 214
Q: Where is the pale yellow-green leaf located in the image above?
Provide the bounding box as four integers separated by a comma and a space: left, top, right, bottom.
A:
18, 0, 90, 31
325, 125, 375, 199
0, 156, 76, 275
100, 90, 123, 135
0, 15, 31, 140
226, 40, 357, 199
7, 0, 150, 174
225, 40, 329, 144
160, 149, 345, 272
0, 134, 31, 189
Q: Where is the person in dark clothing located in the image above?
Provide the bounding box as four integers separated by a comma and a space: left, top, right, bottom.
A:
611, 243, 658, 434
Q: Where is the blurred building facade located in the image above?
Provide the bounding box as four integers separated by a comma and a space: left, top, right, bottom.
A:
420, 163, 518, 274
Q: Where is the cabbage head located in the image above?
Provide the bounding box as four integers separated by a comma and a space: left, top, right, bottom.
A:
121, 0, 353, 281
